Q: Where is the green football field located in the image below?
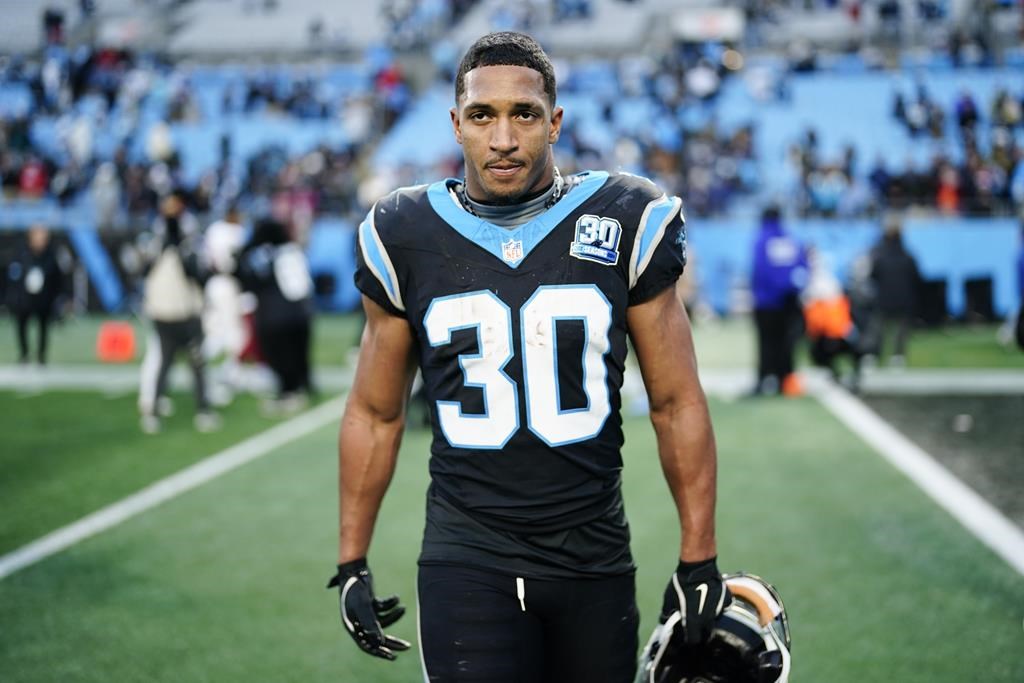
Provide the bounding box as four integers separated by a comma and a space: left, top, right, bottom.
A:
2, 312, 1022, 681
1, 389, 1022, 682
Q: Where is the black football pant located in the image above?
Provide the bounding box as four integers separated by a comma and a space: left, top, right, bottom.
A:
754, 302, 802, 390
809, 335, 862, 381
418, 564, 639, 683
256, 319, 311, 396
16, 309, 51, 364
879, 313, 911, 359
144, 318, 209, 414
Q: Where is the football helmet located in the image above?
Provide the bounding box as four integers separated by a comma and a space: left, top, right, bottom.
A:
636, 572, 791, 683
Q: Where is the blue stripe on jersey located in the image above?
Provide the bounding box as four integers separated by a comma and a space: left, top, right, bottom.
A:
635, 195, 677, 275
359, 212, 403, 310
426, 171, 610, 269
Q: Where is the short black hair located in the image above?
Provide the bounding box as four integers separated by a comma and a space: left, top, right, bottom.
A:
455, 32, 556, 107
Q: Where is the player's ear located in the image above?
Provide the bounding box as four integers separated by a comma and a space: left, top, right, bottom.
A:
450, 107, 463, 144
548, 106, 564, 145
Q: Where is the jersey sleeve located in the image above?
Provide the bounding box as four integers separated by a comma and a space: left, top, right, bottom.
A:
354, 202, 407, 317
627, 192, 687, 306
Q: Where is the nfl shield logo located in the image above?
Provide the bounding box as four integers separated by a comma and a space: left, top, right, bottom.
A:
501, 238, 524, 265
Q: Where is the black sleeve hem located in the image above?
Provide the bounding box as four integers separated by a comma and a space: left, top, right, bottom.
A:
627, 277, 679, 307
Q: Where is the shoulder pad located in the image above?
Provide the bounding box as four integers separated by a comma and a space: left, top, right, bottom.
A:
605, 171, 665, 203
369, 183, 432, 244
374, 183, 430, 211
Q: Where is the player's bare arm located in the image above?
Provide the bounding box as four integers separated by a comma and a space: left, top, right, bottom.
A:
338, 295, 418, 563
629, 284, 717, 562
329, 295, 417, 660
629, 283, 728, 644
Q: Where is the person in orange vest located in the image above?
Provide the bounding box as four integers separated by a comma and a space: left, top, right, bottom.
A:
802, 248, 863, 390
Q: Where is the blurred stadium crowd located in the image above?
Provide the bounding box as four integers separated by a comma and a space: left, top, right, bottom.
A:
1, 0, 1022, 339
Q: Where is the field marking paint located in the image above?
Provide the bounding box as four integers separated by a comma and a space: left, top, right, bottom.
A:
811, 377, 1024, 577
0, 395, 346, 581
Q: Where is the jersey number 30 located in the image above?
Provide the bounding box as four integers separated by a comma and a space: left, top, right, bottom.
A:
423, 285, 612, 449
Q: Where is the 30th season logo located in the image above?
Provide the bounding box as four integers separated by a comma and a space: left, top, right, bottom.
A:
570, 214, 621, 266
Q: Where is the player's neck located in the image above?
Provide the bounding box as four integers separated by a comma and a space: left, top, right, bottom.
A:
458, 167, 564, 228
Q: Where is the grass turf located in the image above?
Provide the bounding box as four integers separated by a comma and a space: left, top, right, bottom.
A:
1, 313, 1021, 369
862, 394, 1024, 527
1, 397, 1022, 682
0, 390, 338, 554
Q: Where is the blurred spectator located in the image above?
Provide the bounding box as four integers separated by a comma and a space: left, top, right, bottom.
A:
867, 154, 891, 202
868, 214, 921, 366
382, 0, 457, 49
750, 204, 808, 396
847, 252, 880, 358
685, 59, 721, 100
1013, 223, 1024, 350
237, 218, 314, 414
7, 225, 64, 364
802, 248, 863, 390
935, 161, 961, 214
18, 156, 48, 198
807, 165, 848, 216
92, 161, 123, 231
373, 57, 411, 131
955, 89, 979, 131
202, 204, 250, 404
42, 6, 65, 45
554, 0, 591, 22
991, 87, 1022, 128
138, 193, 218, 434
878, 0, 902, 43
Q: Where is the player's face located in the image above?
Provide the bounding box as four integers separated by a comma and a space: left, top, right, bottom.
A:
451, 65, 563, 205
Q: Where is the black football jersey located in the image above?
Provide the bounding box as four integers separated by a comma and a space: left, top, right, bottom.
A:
355, 171, 686, 577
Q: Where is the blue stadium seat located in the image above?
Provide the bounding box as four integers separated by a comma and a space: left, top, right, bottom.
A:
307, 218, 359, 311
373, 86, 459, 168
0, 82, 33, 117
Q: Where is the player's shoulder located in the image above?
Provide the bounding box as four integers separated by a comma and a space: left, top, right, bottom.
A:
369, 183, 432, 226
359, 182, 435, 250
577, 171, 682, 237
600, 171, 669, 204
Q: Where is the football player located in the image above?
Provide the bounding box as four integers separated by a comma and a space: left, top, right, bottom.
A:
330, 31, 728, 682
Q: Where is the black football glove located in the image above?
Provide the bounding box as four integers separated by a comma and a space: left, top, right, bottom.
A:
327, 558, 410, 661
660, 556, 732, 645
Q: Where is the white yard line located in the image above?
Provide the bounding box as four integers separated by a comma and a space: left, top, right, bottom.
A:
0, 395, 346, 581
855, 369, 1024, 395
0, 364, 355, 392
810, 376, 1024, 576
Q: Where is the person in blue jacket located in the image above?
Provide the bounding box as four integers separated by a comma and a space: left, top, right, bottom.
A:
750, 204, 808, 395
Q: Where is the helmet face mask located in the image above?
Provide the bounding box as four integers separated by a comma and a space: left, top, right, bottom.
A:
636, 573, 791, 683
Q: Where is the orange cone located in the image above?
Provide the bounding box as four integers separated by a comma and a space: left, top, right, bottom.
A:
781, 372, 804, 397
96, 321, 136, 363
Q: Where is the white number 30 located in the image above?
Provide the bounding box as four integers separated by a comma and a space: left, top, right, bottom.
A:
423, 285, 612, 449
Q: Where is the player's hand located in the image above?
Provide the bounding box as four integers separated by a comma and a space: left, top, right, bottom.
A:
659, 556, 732, 645
327, 558, 410, 660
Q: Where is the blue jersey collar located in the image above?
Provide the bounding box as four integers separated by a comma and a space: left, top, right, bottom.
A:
426, 171, 610, 269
